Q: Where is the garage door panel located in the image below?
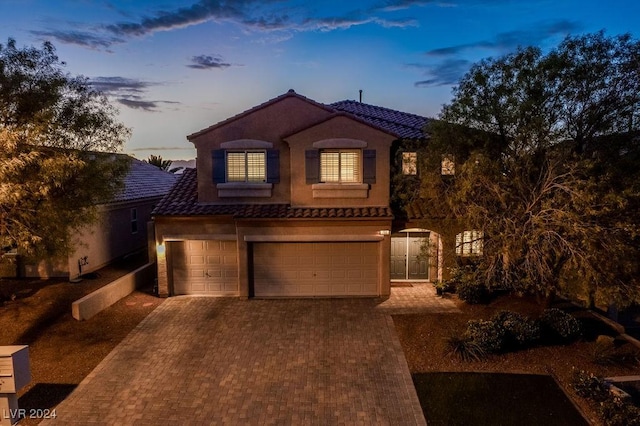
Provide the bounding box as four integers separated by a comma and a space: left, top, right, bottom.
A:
172, 240, 238, 296
253, 242, 379, 297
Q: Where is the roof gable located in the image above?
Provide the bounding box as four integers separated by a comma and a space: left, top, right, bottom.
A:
187, 89, 335, 141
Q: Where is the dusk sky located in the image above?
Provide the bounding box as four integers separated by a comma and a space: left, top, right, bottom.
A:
2, 0, 639, 160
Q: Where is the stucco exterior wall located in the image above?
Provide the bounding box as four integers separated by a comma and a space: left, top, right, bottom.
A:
190, 96, 334, 204
285, 115, 394, 208
154, 216, 391, 298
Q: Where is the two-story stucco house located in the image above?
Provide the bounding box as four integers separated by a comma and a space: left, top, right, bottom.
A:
153, 90, 445, 298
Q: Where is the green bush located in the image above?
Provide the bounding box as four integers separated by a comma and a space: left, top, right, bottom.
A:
465, 319, 506, 353
592, 335, 640, 366
570, 368, 640, 426
457, 281, 489, 304
540, 308, 582, 343
445, 335, 487, 361
599, 396, 640, 426
571, 369, 609, 402
492, 310, 541, 349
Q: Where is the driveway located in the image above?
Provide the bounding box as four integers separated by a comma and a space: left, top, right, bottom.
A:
44, 285, 457, 425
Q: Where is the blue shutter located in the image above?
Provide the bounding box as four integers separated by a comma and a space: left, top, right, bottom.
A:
266, 149, 280, 183
212, 149, 225, 183
305, 149, 319, 184
363, 149, 376, 184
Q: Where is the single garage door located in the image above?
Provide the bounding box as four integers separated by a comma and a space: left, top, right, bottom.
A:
253, 242, 379, 297
172, 240, 238, 295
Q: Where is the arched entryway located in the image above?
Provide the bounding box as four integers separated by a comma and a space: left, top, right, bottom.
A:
390, 228, 442, 282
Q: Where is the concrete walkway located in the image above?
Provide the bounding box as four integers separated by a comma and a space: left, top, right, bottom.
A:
44, 284, 458, 425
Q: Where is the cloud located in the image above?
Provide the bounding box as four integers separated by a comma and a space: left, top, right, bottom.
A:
187, 54, 233, 69
35, 0, 426, 50
129, 146, 190, 152
411, 59, 472, 87
30, 30, 123, 51
425, 20, 582, 57
89, 76, 153, 95
376, 1, 433, 12
414, 20, 582, 88
88, 77, 178, 112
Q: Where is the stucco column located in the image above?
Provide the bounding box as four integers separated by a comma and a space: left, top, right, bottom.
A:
156, 241, 169, 297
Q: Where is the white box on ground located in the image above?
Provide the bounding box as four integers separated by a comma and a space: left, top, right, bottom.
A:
0, 346, 30, 393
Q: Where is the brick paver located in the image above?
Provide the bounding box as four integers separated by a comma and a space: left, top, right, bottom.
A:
43, 284, 456, 425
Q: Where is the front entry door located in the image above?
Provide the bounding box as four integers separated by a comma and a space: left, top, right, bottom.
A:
408, 237, 429, 280
390, 237, 407, 280
390, 233, 429, 280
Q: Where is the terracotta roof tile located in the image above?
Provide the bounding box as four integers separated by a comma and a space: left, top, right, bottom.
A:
330, 100, 430, 140
152, 169, 393, 219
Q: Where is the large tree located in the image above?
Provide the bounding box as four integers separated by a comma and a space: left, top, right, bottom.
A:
421, 32, 640, 306
0, 39, 131, 259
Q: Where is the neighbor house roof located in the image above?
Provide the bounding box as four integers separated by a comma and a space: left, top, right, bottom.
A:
152, 169, 392, 219
330, 100, 430, 140
111, 158, 179, 203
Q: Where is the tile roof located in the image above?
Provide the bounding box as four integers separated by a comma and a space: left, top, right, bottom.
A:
330, 100, 430, 140
152, 169, 393, 219
112, 159, 179, 203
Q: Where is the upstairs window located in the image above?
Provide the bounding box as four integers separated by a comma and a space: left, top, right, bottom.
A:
402, 152, 417, 175
320, 149, 361, 183
441, 155, 455, 175
226, 151, 266, 183
456, 230, 483, 256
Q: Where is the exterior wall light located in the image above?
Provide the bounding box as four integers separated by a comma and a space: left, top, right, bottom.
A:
379, 230, 390, 236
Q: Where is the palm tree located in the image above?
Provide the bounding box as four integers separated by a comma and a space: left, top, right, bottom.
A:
146, 155, 183, 174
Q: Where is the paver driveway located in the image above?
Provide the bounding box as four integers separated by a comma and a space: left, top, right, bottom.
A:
44, 285, 457, 425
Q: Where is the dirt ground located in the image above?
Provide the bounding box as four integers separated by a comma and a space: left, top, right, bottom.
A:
0, 254, 163, 425
393, 293, 640, 426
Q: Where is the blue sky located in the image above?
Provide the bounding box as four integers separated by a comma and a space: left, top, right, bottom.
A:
1, 0, 639, 160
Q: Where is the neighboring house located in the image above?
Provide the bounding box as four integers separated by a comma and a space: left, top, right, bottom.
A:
21, 157, 178, 279
153, 90, 455, 298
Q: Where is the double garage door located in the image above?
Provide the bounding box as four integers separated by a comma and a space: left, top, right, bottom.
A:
171, 240, 379, 297
253, 242, 378, 297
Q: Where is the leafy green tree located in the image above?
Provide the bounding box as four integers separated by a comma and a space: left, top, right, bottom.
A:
0, 38, 131, 259
420, 32, 640, 306
145, 154, 182, 173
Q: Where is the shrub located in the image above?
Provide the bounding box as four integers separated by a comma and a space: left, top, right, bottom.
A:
445, 335, 486, 361
457, 281, 489, 304
465, 319, 506, 353
592, 335, 640, 366
540, 308, 582, 343
571, 369, 640, 426
599, 396, 640, 426
571, 369, 609, 402
492, 310, 541, 349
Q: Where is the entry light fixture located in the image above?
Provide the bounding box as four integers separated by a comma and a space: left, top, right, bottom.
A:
156, 243, 166, 255
379, 230, 390, 236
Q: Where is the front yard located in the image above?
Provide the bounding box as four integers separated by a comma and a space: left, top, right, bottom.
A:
393, 292, 640, 425
0, 255, 162, 426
